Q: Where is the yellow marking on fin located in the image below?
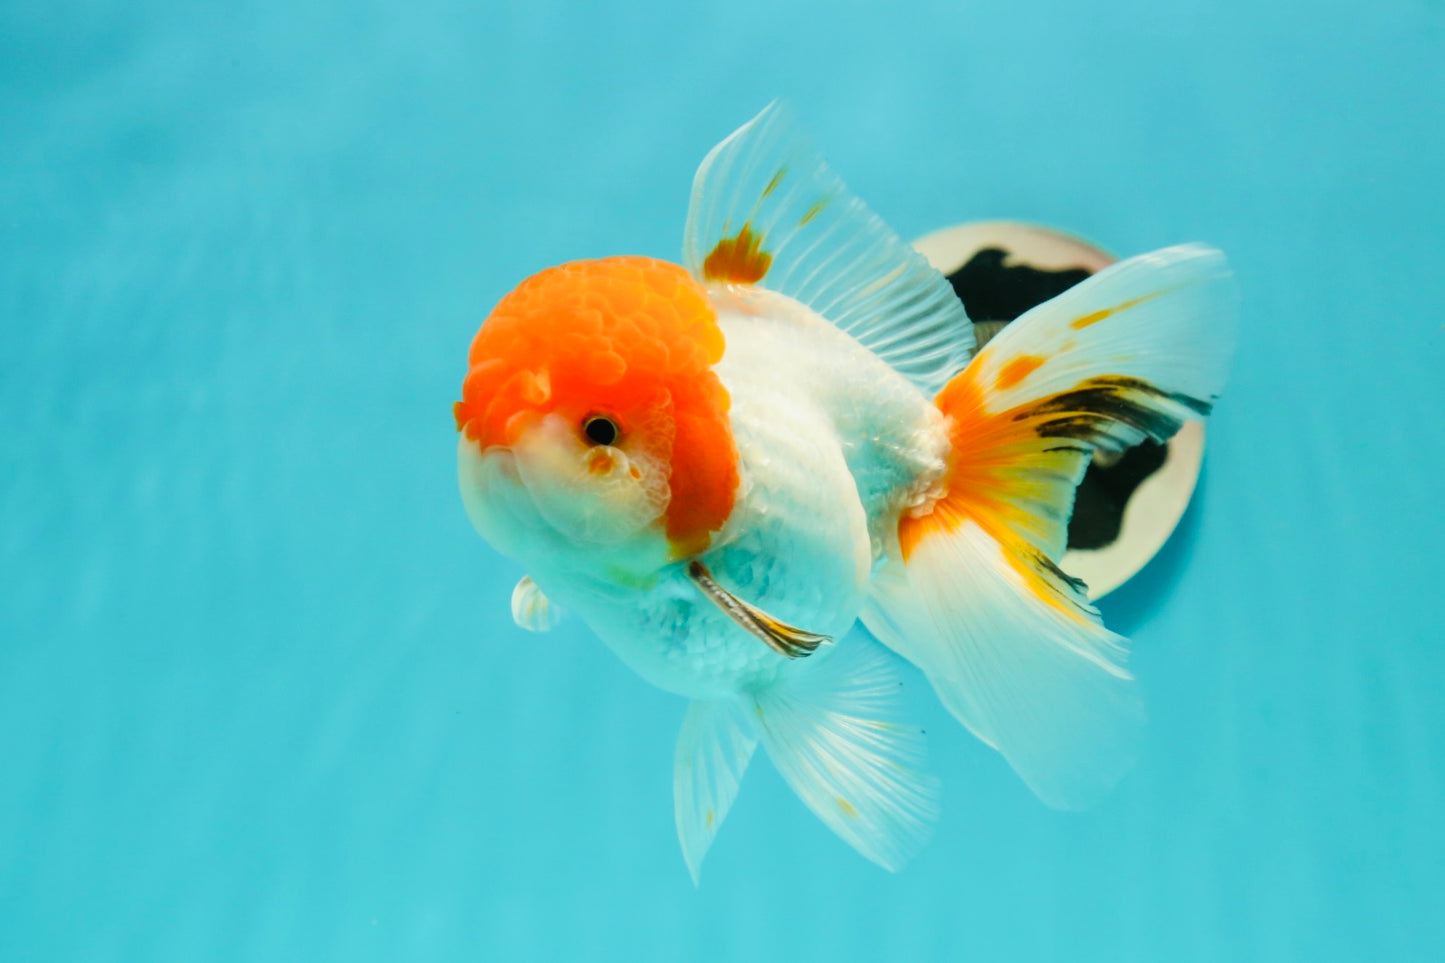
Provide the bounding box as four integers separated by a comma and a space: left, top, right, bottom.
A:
836, 797, 858, 818
799, 198, 828, 226
705, 809, 715, 829
902, 373, 1095, 622
762, 168, 786, 198
702, 223, 772, 284
996, 354, 1046, 391
1071, 292, 1161, 329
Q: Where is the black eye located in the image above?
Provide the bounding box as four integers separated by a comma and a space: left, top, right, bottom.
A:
583, 415, 619, 446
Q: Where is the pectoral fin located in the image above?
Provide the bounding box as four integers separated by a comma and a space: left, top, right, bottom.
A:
686, 561, 830, 659
511, 576, 564, 632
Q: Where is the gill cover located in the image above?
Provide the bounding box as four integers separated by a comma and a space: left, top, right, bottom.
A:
455, 256, 739, 555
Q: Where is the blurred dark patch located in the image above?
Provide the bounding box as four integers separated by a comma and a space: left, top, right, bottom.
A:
1068, 441, 1168, 550
946, 246, 1092, 323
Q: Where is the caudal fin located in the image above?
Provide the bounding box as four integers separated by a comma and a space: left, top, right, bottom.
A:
864, 243, 1236, 809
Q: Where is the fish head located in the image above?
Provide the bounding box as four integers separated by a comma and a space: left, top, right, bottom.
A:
455, 256, 739, 583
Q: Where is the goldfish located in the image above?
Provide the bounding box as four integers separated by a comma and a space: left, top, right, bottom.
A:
454, 103, 1237, 881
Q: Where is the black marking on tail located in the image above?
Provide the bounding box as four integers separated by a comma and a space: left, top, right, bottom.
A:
1021, 377, 1213, 447
1027, 548, 1096, 615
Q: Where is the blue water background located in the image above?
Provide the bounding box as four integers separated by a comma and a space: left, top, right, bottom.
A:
3, 1, 1443, 960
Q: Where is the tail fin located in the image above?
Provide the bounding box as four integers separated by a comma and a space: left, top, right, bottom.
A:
674, 639, 939, 881
864, 244, 1236, 809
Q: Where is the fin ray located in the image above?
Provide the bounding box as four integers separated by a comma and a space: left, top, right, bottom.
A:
753, 637, 940, 871
674, 699, 759, 884
865, 243, 1235, 808
683, 102, 975, 395
511, 576, 564, 632
687, 560, 830, 658
865, 523, 1144, 808
973, 243, 1238, 451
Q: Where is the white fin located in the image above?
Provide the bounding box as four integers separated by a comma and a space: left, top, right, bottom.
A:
673, 698, 759, 884
753, 638, 940, 871
971, 243, 1238, 451
865, 526, 1144, 810
863, 242, 1236, 809
682, 102, 975, 396
511, 576, 563, 632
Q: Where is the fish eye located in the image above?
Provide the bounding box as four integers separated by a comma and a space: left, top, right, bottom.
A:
582, 414, 619, 447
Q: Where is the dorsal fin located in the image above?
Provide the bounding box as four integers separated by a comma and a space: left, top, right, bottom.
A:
682, 102, 975, 396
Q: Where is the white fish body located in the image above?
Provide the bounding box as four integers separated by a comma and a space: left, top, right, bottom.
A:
455, 103, 1237, 881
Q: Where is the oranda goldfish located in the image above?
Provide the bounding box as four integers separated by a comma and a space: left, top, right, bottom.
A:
454, 103, 1236, 881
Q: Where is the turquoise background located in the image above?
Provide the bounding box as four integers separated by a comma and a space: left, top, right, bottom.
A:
3, 1, 1442, 960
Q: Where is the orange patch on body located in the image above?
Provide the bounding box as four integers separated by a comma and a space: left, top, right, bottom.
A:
1070, 292, 1161, 329
995, 354, 1045, 391
702, 224, 772, 284
587, 450, 614, 475
454, 256, 739, 554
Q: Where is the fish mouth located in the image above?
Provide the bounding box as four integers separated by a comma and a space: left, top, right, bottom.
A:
458, 440, 565, 558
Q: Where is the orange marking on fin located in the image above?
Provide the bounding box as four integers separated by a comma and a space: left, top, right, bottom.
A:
900, 371, 1091, 621
995, 354, 1045, 391
799, 198, 828, 226
705, 809, 716, 829
762, 168, 786, 198
702, 224, 772, 284
836, 797, 858, 818
1070, 292, 1160, 329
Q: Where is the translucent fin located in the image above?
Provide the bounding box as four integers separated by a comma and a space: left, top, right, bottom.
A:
753, 638, 940, 871
682, 102, 975, 396
674, 698, 759, 885
511, 576, 563, 632
970, 243, 1238, 452
863, 242, 1236, 809
865, 523, 1144, 809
